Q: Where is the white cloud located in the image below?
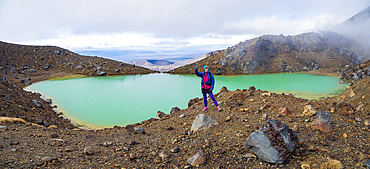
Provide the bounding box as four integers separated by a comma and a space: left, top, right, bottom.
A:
0, 0, 369, 53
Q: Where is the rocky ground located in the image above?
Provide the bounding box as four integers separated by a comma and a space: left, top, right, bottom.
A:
0, 41, 370, 168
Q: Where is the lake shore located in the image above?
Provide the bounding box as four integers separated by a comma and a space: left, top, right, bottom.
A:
24, 72, 348, 130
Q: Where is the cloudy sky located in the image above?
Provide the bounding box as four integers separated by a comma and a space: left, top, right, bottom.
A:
0, 0, 369, 60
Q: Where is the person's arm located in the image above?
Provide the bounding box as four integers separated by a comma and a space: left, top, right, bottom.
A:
195, 67, 203, 77
211, 73, 215, 90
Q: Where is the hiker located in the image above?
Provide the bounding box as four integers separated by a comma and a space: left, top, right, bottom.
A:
195, 65, 222, 111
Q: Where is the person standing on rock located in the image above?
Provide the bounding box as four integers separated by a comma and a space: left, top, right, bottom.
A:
195, 65, 222, 112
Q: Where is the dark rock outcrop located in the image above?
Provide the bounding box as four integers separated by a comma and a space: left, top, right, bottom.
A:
245, 119, 299, 163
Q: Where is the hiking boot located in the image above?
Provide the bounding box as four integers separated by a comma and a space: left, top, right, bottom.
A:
217, 107, 222, 111
202, 107, 208, 111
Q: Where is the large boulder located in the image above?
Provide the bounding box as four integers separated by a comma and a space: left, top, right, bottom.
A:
190, 114, 219, 132
245, 119, 299, 163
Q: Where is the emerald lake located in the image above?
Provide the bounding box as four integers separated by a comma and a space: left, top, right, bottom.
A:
24, 73, 347, 128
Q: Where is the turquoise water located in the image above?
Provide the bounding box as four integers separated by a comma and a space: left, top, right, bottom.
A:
25, 73, 347, 128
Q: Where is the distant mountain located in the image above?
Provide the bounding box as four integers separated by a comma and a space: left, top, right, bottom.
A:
170, 31, 369, 75
131, 50, 223, 72
129, 60, 174, 66
333, 6, 370, 47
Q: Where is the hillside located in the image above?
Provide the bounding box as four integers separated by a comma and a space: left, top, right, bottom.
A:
169, 31, 369, 75
0, 41, 157, 87
0, 41, 156, 128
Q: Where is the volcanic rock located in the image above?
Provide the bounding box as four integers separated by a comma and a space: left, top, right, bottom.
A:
244, 119, 299, 163
84, 147, 94, 155
187, 150, 205, 166
170, 107, 180, 114
31, 100, 42, 108
20, 78, 31, 85
156, 111, 166, 120
159, 151, 170, 159
171, 147, 180, 153
302, 105, 317, 116
134, 127, 145, 134
190, 114, 219, 132
278, 107, 291, 116
188, 97, 200, 107
311, 111, 333, 133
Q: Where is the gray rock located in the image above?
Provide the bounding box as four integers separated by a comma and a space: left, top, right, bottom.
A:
98, 71, 106, 76
41, 156, 58, 162
45, 99, 52, 104
115, 69, 120, 72
156, 111, 166, 120
170, 107, 180, 114
215, 68, 224, 75
29, 68, 37, 72
55, 50, 61, 55
2, 95, 10, 101
35, 119, 43, 125
311, 111, 333, 132
134, 127, 145, 133
50, 134, 58, 138
21, 79, 31, 85
43, 122, 50, 127
75, 65, 83, 69
352, 74, 359, 80
103, 142, 112, 147
365, 159, 370, 168
188, 150, 205, 166
159, 151, 170, 158
302, 67, 310, 71
221, 59, 227, 67
190, 114, 219, 132
84, 147, 94, 155
364, 119, 369, 126
355, 117, 362, 122
32, 100, 42, 108
245, 119, 298, 163
171, 147, 180, 153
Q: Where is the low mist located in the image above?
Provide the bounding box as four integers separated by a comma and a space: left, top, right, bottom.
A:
331, 6, 370, 51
